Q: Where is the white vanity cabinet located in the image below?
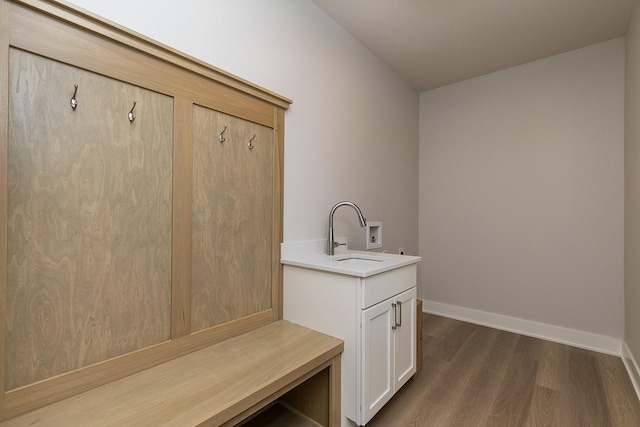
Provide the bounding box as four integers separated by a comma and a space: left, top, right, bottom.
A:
362, 287, 416, 423
283, 261, 418, 426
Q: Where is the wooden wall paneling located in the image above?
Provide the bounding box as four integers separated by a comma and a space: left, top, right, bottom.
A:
0, 0, 9, 413
190, 87, 275, 131
1, 0, 290, 419
10, 0, 290, 110
191, 106, 274, 332
3, 310, 273, 420
273, 107, 285, 321
190, 105, 230, 332
238, 117, 275, 320
8, 2, 282, 128
6, 49, 174, 390
171, 97, 193, 339
280, 367, 330, 426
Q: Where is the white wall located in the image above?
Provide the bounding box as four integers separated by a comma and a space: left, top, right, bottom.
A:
63, 0, 628, 348
67, 0, 420, 255
419, 39, 625, 340
625, 0, 640, 387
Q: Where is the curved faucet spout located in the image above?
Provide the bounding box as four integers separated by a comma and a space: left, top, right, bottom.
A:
327, 201, 367, 255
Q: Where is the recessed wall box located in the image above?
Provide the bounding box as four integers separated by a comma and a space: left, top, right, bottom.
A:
366, 222, 382, 250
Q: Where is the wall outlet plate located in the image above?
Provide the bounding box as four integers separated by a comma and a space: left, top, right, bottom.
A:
366, 222, 382, 250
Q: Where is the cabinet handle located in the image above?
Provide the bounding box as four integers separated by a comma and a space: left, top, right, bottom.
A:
392, 303, 397, 330
397, 300, 402, 328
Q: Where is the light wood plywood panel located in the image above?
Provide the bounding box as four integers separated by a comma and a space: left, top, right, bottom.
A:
191, 105, 273, 331
5, 49, 173, 390
1, 1, 289, 418
0, 321, 343, 427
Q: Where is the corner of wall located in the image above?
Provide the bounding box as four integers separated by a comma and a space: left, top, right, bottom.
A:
421, 299, 622, 356
626, 0, 640, 402
623, 341, 640, 401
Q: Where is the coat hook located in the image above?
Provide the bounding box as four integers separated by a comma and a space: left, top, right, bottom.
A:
248, 135, 256, 150
219, 126, 227, 143
128, 100, 137, 122
70, 84, 78, 110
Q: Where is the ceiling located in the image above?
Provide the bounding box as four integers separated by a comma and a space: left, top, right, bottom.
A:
311, 0, 636, 92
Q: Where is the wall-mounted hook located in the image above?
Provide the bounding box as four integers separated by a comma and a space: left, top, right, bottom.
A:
128, 100, 137, 122
70, 84, 78, 110
248, 135, 256, 150
219, 126, 227, 143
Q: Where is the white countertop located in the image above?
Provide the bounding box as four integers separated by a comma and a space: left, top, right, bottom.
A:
281, 239, 421, 277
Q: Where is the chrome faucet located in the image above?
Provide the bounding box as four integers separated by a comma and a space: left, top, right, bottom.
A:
327, 201, 367, 255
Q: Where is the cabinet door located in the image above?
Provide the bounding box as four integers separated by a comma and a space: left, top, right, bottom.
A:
394, 287, 417, 389
361, 298, 394, 424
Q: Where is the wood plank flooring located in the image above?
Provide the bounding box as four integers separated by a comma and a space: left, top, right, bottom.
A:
367, 313, 640, 427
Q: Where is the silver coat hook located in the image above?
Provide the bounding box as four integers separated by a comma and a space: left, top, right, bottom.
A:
128, 100, 137, 122
248, 135, 256, 150
70, 84, 78, 110
219, 126, 227, 143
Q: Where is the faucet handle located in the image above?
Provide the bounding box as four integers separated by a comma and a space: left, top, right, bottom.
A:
333, 241, 347, 249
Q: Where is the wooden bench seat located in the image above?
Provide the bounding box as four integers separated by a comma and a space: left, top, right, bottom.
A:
0, 321, 343, 427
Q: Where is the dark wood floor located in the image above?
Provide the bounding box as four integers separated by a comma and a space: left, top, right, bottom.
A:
367, 313, 640, 426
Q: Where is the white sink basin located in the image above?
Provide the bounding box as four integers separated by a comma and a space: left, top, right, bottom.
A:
281, 240, 421, 277
334, 254, 391, 263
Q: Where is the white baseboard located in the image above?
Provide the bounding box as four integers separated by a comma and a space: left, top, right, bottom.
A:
622, 342, 640, 401
421, 300, 622, 356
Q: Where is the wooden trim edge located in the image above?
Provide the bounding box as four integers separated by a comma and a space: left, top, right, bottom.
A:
0, 0, 9, 414
3, 310, 273, 420
13, 0, 292, 109
222, 355, 341, 426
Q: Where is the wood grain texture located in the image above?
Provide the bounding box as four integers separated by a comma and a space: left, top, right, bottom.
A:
280, 366, 330, 426
329, 354, 341, 427
3, 310, 272, 421
446, 330, 520, 426
597, 351, 640, 426
6, 49, 173, 390
250, 354, 340, 427
366, 313, 640, 427
527, 385, 560, 427
8, 2, 282, 128
0, 0, 10, 412
485, 345, 538, 425
1, 0, 289, 419
565, 350, 610, 426
191, 105, 273, 331
0, 320, 344, 427
272, 107, 285, 321
239, 403, 318, 427
171, 96, 193, 339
